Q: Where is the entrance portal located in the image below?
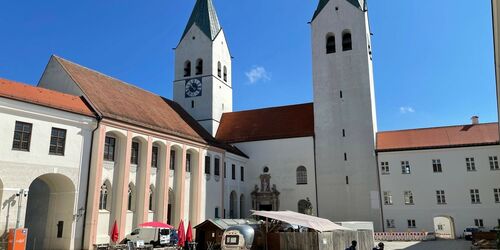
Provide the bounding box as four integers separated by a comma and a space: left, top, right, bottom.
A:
433, 216, 456, 239
25, 174, 75, 250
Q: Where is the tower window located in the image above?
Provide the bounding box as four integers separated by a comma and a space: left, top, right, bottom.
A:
342, 129, 346, 137
191, 100, 195, 108
344, 153, 347, 161
340, 90, 343, 98
342, 31, 352, 51
223, 66, 228, 82
196, 59, 203, 75
326, 35, 336, 54
217, 61, 222, 77
184, 61, 191, 77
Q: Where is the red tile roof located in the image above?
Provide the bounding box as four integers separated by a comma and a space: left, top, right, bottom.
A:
376, 123, 500, 152
0, 78, 94, 116
54, 56, 206, 143
216, 103, 315, 143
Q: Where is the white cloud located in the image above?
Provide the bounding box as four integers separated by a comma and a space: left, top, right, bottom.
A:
399, 106, 415, 114
245, 66, 271, 84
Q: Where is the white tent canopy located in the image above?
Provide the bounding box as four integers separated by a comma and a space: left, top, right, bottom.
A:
251, 210, 354, 232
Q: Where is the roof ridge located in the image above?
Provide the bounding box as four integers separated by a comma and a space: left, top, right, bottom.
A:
53, 55, 166, 100
378, 122, 498, 134
225, 102, 313, 115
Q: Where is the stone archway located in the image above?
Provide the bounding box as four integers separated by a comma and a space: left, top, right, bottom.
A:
433, 215, 456, 239
25, 173, 76, 250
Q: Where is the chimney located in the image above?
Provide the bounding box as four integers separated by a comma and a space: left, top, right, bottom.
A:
471, 116, 479, 125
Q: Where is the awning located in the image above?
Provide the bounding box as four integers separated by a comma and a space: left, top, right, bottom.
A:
251, 210, 354, 232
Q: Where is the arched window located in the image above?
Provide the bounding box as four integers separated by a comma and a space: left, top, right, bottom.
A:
99, 183, 109, 210
230, 191, 237, 219
186, 153, 191, 172
217, 61, 222, 77
184, 61, 191, 77
149, 186, 154, 211
298, 199, 309, 214
342, 31, 352, 51
296, 166, 307, 185
240, 194, 245, 218
127, 184, 134, 211
326, 35, 336, 54
223, 66, 228, 82
196, 59, 203, 75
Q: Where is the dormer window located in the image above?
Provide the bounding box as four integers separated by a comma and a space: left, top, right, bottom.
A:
196, 59, 203, 75
184, 61, 191, 77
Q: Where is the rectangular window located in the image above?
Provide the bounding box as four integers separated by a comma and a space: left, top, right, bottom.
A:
12, 121, 32, 151
466, 157, 476, 171
240, 166, 244, 181
49, 128, 66, 155
151, 146, 159, 168
342, 129, 346, 137
214, 158, 220, 176
224, 162, 227, 178
407, 219, 416, 228
401, 161, 411, 174
383, 191, 393, 205
57, 221, 64, 238
470, 189, 480, 204
205, 156, 211, 174
494, 188, 500, 203
474, 219, 484, 228
489, 156, 499, 170
344, 153, 347, 161
386, 219, 395, 228
231, 164, 236, 180
215, 207, 219, 218
131, 141, 139, 165
436, 190, 446, 204
186, 153, 191, 172
170, 150, 176, 170
432, 159, 442, 173
381, 162, 390, 175
404, 191, 414, 205
104, 136, 116, 161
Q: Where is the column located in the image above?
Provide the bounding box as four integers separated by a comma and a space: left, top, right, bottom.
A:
137, 136, 153, 224
83, 124, 106, 250
175, 145, 187, 225
117, 131, 132, 242
193, 148, 204, 226
157, 143, 171, 222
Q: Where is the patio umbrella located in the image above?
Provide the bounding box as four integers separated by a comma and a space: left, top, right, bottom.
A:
110, 220, 119, 243
186, 221, 193, 242
177, 220, 185, 247
139, 221, 174, 229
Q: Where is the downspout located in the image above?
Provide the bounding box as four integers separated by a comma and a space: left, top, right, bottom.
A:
81, 115, 102, 250
312, 136, 320, 216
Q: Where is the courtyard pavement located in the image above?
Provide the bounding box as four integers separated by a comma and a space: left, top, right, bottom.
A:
380, 239, 471, 250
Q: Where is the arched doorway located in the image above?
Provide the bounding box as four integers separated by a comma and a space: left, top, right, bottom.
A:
229, 191, 237, 219
25, 174, 76, 250
239, 194, 245, 219
433, 216, 456, 239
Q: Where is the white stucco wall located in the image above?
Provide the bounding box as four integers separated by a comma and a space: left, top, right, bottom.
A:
0, 97, 95, 249
311, 0, 381, 229
378, 145, 500, 236
234, 137, 317, 215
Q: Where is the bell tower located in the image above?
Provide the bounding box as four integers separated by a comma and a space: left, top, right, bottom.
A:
173, 0, 232, 136
311, 0, 382, 229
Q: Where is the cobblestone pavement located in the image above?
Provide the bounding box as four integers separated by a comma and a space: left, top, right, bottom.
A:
380, 239, 471, 250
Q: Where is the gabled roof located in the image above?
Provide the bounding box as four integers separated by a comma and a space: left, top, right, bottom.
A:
52, 56, 205, 143
312, 0, 364, 21
181, 0, 222, 41
0, 78, 94, 117
216, 103, 315, 143
376, 123, 500, 152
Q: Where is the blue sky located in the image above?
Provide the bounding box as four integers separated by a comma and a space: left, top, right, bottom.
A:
0, 0, 496, 131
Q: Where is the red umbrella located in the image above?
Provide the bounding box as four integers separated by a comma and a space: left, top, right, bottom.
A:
139, 221, 174, 229
110, 220, 119, 243
186, 221, 193, 242
177, 220, 185, 247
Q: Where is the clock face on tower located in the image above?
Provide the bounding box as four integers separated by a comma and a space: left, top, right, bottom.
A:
185, 78, 202, 98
